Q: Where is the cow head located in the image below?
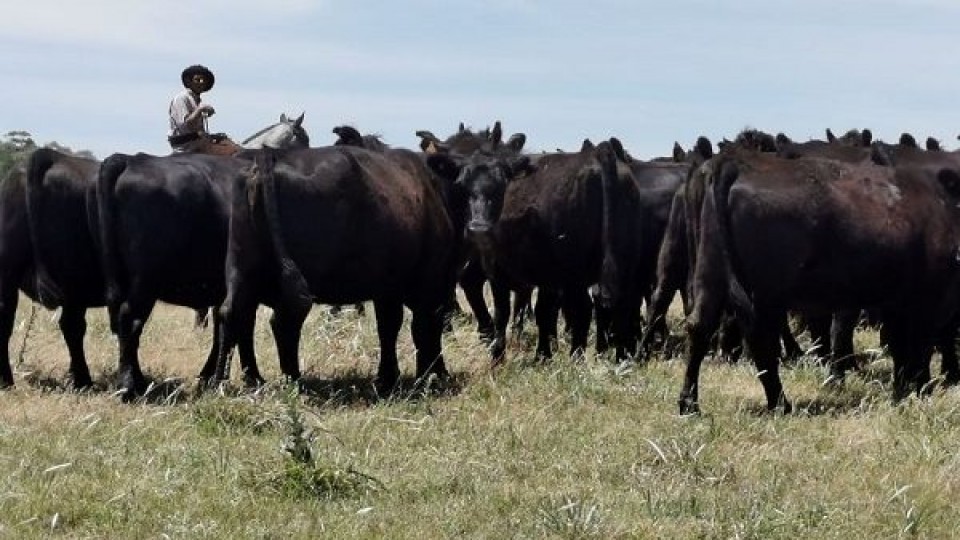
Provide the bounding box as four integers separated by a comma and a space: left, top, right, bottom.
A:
427, 151, 533, 247
415, 121, 527, 156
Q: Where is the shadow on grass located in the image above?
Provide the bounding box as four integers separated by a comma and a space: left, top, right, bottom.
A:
297, 371, 469, 409
18, 368, 194, 406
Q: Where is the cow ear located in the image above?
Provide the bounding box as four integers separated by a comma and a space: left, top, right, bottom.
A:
899, 133, 918, 148
826, 128, 836, 143
609, 137, 631, 163
672, 142, 686, 163
695, 136, 713, 159
507, 133, 526, 152
490, 121, 503, 149
426, 153, 463, 181
416, 130, 442, 153
332, 125, 362, 146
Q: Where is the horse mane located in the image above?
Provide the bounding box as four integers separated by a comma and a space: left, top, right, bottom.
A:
241, 123, 278, 145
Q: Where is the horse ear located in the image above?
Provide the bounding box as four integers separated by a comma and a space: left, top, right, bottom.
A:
280, 113, 289, 123
293, 112, 305, 127
458, 122, 465, 133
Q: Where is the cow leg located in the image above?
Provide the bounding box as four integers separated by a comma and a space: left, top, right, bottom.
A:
828, 309, 858, 381
0, 284, 19, 387
198, 314, 220, 383
459, 260, 493, 341
801, 311, 832, 363
743, 308, 791, 413
269, 306, 307, 383
718, 314, 743, 363
937, 324, 959, 385
235, 310, 265, 387
212, 273, 260, 386
595, 301, 612, 356
640, 288, 673, 360
511, 286, 533, 336
679, 284, 727, 415
115, 297, 155, 398
373, 299, 404, 393
411, 306, 448, 383
489, 277, 512, 364
779, 312, 803, 362
200, 306, 263, 387
59, 305, 93, 389
884, 315, 918, 401
611, 292, 642, 362
561, 288, 592, 359
534, 289, 560, 360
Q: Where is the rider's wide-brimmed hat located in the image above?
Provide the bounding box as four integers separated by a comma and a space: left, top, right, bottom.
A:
181, 65, 214, 92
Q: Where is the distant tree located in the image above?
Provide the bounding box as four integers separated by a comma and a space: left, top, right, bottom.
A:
0, 131, 37, 179
0, 131, 95, 179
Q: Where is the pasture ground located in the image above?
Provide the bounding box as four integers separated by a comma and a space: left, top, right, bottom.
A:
1, 295, 958, 539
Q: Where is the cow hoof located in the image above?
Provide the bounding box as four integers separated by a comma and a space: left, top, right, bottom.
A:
678, 398, 700, 416
490, 339, 506, 365
243, 374, 266, 388
769, 397, 793, 414
375, 375, 400, 397
118, 372, 147, 402
71, 375, 94, 391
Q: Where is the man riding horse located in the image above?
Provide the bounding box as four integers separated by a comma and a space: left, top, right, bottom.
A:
167, 64, 242, 155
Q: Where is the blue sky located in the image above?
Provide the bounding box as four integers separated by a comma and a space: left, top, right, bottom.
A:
4, 1, 960, 159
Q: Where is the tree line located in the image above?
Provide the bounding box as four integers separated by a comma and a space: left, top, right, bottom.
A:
0, 131, 95, 179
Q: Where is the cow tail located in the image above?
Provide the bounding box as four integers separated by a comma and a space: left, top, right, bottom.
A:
255, 150, 312, 308
96, 154, 129, 330
595, 141, 622, 308
712, 160, 755, 323
25, 148, 64, 307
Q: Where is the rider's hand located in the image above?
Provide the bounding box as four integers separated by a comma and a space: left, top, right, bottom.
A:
199, 104, 216, 116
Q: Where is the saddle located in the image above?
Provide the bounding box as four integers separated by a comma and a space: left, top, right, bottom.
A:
169, 132, 242, 156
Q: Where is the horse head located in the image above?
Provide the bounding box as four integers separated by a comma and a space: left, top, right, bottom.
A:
242, 112, 309, 150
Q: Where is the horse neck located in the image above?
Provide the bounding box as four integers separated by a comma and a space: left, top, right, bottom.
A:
242, 124, 290, 149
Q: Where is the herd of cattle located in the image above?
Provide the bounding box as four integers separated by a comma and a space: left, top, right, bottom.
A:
4, 120, 960, 414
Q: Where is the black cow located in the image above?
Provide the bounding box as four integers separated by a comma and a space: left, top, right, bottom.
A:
96, 154, 259, 396
96, 122, 310, 397
680, 147, 960, 414
428, 139, 641, 362
215, 144, 464, 392
415, 122, 531, 340
0, 148, 102, 387
593, 143, 689, 353
644, 137, 767, 360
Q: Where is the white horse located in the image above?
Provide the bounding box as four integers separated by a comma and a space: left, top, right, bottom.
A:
240, 112, 309, 149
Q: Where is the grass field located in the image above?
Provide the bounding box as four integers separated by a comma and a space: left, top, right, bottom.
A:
1, 295, 958, 538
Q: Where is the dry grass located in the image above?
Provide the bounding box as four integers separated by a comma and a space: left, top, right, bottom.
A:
1, 295, 959, 538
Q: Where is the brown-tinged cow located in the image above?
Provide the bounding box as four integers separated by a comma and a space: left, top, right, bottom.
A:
681, 147, 960, 414
0, 148, 103, 388
428, 139, 641, 362
215, 144, 469, 392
